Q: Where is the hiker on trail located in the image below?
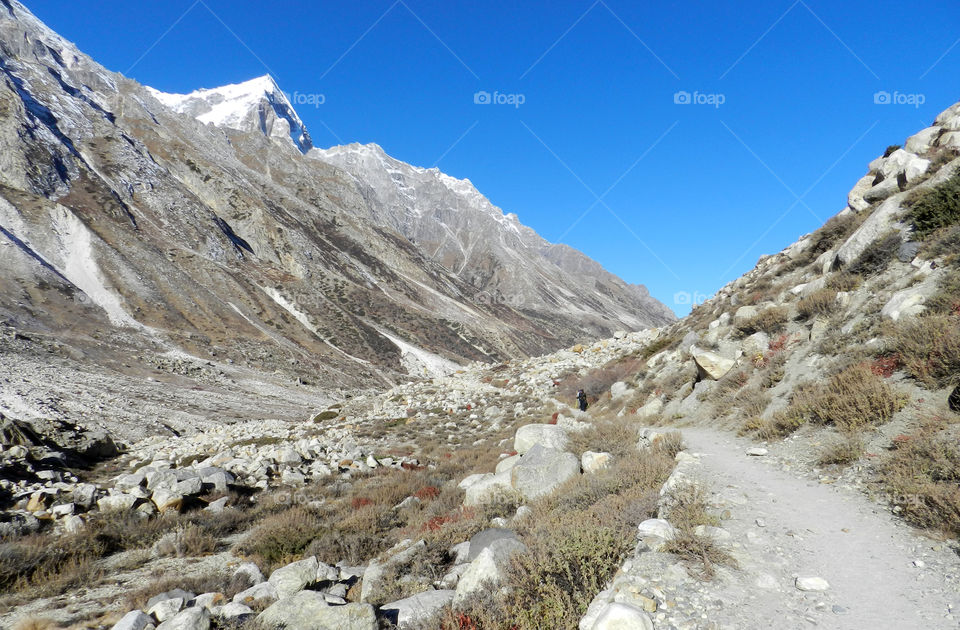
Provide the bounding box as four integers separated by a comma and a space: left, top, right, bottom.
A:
577, 389, 588, 412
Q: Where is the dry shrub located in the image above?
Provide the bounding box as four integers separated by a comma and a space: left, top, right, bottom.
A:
789, 364, 908, 432
566, 416, 643, 459
736, 306, 790, 336
733, 387, 771, 418
123, 571, 235, 611
152, 523, 217, 557
503, 513, 631, 629
638, 334, 679, 361
879, 424, 960, 536
825, 272, 862, 292
924, 268, 960, 316
847, 232, 902, 277
12, 619, 54, 630
817, 434, 865, 466
659, 482, 736, 578
796, 288, 838, 320
558, 357, 646, 402
235, 507, 324, 570
788, 212, 867, 269
888, 315, 960, 388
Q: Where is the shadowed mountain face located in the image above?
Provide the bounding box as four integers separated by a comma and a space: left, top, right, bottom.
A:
0, 1, 672, 434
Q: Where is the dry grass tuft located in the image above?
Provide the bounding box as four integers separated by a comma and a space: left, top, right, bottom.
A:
879, 422, 960, 537
796, 288, 838, 320
887, 315, 960, 389
817, 434, 865, 466
736, 306, 790, 336
659, 482, 737, 578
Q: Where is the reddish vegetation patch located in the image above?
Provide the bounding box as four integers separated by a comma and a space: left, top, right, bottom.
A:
422, 507, 476, 532
351, 497, 373, 509
414, 486, 440, 501
401, 462, 424, 471
868, 355, 901, 378
768, 333, 791, 353
551, 412, 559, 421
892, 434, 912, 448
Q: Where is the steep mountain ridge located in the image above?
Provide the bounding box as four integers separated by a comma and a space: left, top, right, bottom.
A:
0, 0, 671, 438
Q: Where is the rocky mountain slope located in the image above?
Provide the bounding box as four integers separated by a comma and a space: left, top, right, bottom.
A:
0, 0, 671, 440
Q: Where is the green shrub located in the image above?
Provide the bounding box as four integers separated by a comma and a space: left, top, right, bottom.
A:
906, 171, 960, 239
847, 232, 902, 277
883, 144, 901, 157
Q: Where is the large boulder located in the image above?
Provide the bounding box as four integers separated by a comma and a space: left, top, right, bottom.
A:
610, 382, 631, 399
381, 590, 456, 629
258, 591, 377, 630
514, 424, 568, 454
881, 287, 928, 321
834, 195, 902, 268
511, 445, 580, 501
463, 469, 514, 506
360, 540, 426, 603
467, 528, 520, 562
581, 451, 612, 473
453, 538, 527, 606
155, 607, 210, 630
691, 349, 735, 381
111, 611, 153, 630
269, 556, 319, 598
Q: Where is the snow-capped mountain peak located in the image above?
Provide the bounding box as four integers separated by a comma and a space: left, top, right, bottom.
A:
146, 75, 313, 153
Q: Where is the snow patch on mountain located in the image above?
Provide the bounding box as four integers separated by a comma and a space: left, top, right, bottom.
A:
379, 330, 461, 378
146, 75, 313, 153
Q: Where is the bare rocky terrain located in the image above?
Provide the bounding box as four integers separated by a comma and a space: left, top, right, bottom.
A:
1, 1, 960, 629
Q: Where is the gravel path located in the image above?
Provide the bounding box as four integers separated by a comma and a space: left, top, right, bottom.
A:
679, 427, 960, 629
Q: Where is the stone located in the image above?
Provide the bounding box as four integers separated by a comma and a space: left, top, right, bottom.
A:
691, 349, 735, 381
513, 424, 568, 454
112, 610, 154, 630
450, 541, 471, 564
847, 174, 874, 212
233, 581, 278, 605
269, 556, 319, 598
205, 497, 228, 512
77, 431, 119, 459
635, 398, 663, 419
733, 305, 758, 325
192, 593, 224, 610
155, 607, 209, 630
881, 287, 928, 321
796, 576, 830, 591
453, 538, 527, 605
274, 447, 302, 466
746, 447, 768, 456
63, 514, 85, 533
468, 528, 519, 562
381, 590, 456, 629
316, 560, 339, 582
147, 589, 195, 610
257, 591, 377, 630
863, 176, 899, 203
835, 195, 901, 268
360, 540, 426, 602
636, 519, 676, 541
463, 469, 514, 506
581, 451, 612, 473
72, 483, 98, 509
511, 445, 580, 501
590, 602, 654, 630
219, 602, 254, 619
115, 472, 147, 491
97, 493, 138, 512
152, 488, 184, 512
610, 381, 631, 399
905, 126, 940, 154
494, 453, 520, 474
636, 428, 664, 449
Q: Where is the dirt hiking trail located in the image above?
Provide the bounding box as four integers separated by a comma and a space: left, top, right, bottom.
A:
676, 427, 960, 629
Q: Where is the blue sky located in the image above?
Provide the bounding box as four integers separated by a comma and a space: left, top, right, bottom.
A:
26, 0, 960, 315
